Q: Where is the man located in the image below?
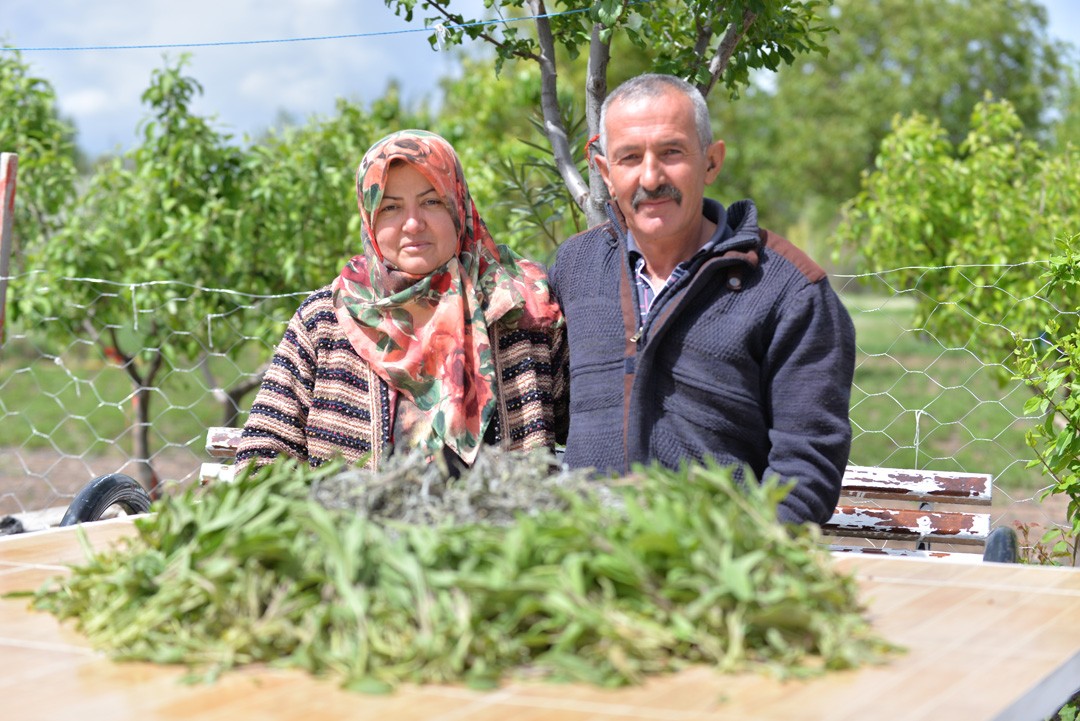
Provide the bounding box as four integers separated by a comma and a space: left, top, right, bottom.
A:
549, 73, 855, 525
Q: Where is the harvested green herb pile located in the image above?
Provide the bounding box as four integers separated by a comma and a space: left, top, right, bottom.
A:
29, 450, 894, 691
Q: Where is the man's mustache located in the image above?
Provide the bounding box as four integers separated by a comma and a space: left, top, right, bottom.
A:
631, 184, 682, 211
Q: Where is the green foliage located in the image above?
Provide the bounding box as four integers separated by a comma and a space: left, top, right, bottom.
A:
1051, 68, 1080, 152
713, 0, 1068, 240
1014, 235, 1080, 566
388, 0, 833, 90
10, 55, 435, 476
1013, 521, 1078, 566
0, 46, 78, 262
835, 96, 1080, 366
1058, 694, 1080, 721
25, 452, 894, 689
10, 55, 256, 487
384, 0, 835, 230
17, 58, 426, 359
233, 87, 427, 300
488, 103, 590, 260
430, 59, 586, 260
17, 56, 246, 362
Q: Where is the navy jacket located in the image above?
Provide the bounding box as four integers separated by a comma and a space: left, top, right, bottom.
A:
549, 199, 855, 524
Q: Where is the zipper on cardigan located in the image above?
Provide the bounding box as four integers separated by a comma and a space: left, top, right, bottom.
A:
630, 326, 643, 344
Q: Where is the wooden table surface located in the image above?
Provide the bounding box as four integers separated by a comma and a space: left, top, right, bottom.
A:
2, 517, 1079, 721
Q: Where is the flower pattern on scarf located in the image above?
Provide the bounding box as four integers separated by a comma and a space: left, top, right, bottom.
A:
332, 130, 562, 465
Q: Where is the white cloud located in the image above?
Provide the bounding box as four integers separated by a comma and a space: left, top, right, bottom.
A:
3, 0, 476, 156
63, 88, 112, 117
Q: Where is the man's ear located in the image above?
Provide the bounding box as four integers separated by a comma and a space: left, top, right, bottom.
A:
595, 154, 616, 198
705, 140, 726, 182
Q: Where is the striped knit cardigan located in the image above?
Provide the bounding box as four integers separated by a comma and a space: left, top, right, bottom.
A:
235, 287, 568, 472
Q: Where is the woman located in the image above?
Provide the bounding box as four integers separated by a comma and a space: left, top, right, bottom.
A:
235, 130, 566, 473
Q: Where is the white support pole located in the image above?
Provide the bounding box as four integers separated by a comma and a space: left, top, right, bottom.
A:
0, 152, 17, 349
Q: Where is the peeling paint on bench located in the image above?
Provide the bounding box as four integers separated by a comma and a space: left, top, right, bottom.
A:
841, 465, 991, 505
824, 506, 991, 545
205, 426, 244, 458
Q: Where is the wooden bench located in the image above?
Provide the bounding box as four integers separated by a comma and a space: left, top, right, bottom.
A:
201, 427, 1018, 563
823, 465, 1017, 563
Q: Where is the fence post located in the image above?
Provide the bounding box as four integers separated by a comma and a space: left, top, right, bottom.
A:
0, 152, 17, 349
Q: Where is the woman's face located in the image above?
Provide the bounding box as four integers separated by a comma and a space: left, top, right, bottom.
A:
373, 162, 459, 275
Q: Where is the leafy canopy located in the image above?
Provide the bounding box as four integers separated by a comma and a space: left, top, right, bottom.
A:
0, 46, 78, 264
835, 95, 1080, 365
712, 0, 1068, 239
1014, 235, 1080, 566
384, 0, 836, 228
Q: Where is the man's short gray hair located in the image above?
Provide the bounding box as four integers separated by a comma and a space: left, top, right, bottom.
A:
598, 74, 713, 156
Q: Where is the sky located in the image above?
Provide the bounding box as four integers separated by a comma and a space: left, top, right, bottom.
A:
2, 0, 488, 157
3, 0, 1080, 159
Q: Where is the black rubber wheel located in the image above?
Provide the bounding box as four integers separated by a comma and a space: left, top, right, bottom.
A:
60, 473, 153, 526
982, 525, 1020, 563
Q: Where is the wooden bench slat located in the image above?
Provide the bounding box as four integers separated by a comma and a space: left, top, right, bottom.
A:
841, 465, 992, 506
829, 546, 985, 563
206, 427, 244, 458
199, 462, 236, 485
823, 506, 990, 545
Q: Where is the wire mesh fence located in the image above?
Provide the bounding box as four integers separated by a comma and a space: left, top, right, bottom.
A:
0, 263, 1070, 554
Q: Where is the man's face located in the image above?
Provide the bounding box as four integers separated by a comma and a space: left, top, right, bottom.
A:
597, 89, 724, 250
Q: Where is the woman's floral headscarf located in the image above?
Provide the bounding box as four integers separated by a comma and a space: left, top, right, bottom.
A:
332, 129, 562, 465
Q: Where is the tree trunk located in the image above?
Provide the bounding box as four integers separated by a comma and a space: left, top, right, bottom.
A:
584, 22, 612, 228
131, 384, 159, 497
528, 0, 591, 217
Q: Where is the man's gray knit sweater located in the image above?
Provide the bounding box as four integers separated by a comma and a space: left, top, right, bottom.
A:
549, 198, 855, 524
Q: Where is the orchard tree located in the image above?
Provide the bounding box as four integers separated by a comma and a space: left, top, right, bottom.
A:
712, 0, 1068, 238
835, 96, 1080, 367
431, 56, 585, 262
1014, 234, 1080, 564
0, 47, 77, 267
385, 0, 836, 227
17, 57, 247, 494
1051, 69, 1080, 152
17, 58, 431, 490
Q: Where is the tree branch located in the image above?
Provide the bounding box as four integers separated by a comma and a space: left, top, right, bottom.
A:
224, 364, 268, 427
198, 353, 229, 406
528, 0, 590, 213
584, 20, 613, 227
82, 320, 145, 389
700, 9, 758, 98
423, 0, 541, 62
692, 10, 715, 59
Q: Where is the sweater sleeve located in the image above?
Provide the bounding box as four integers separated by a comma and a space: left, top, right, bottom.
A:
763, 279, 855, 525
234, 309, 317, 474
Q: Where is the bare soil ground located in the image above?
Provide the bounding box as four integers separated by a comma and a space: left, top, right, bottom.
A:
0, 446, 203, 516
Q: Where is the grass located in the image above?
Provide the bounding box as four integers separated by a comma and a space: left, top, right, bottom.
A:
0, 293, 1049, 494
0, 335, 266, 459
844, 293, 1044, 492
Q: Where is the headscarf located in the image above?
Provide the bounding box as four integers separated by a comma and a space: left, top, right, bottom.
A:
332, 130, 562, 465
